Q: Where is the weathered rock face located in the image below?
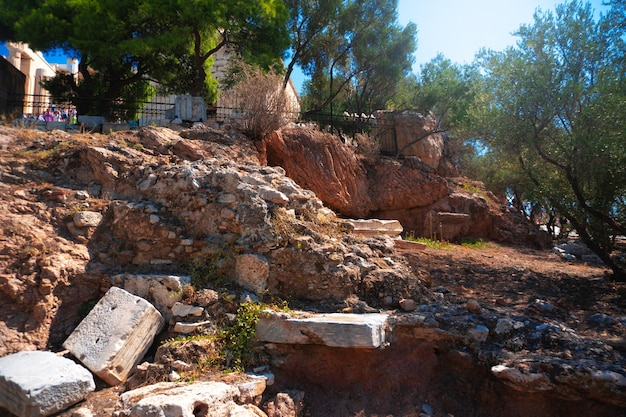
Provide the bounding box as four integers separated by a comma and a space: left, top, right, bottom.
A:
373, 110, 446, 169
267, 320, 626, 417
264, 127, 550, 248
26, 128, 427, 310
0, 125, 623, 417
263, 128, 372, 218
0, 125, 442, 357
0, 191, 102, 355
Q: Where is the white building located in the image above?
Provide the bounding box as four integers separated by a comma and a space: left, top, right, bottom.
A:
4, 42, 300, 125
5, 42, 77, 117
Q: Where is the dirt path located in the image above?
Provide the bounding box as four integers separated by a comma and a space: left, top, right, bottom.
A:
400, 242, 626, 340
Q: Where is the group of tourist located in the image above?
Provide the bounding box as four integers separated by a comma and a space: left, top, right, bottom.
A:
23, 106, 78, 124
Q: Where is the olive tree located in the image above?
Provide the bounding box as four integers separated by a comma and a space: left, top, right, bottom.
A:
475, 1, 626, 279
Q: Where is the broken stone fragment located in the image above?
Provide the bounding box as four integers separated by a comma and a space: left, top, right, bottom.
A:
399, 298, 417, 311
0, 351, 95, 417
72, 211, 103, 228
119, 379, 267, 417
111, 274, 191, 321
173, 320, 213, 334
258, 186, 289, 205
491, 364, 554, 392
63, 286, 165, 386
234, 254, 269, 294
265, 390, 305, 417
467, 325, 489, 342
466, 298, 482, 314
171, 302, 204, 317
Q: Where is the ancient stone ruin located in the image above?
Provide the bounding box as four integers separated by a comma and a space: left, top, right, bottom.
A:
0, 121, 623, 417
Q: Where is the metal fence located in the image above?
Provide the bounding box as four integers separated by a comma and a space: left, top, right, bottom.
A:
305, 112, 398, 156
3, 93, 400, 155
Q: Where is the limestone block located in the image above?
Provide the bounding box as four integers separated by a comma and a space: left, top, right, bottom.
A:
235, 254, 269, 294
393, 239, 426, 250
174, 95, 206, 122
343, 219, 403, 237
63, 286, 165, 386
0, 351, 95, 417
111, 274, 191, 321
256, 312, 389, 348
72, 211, 103, 228
119, 379, 267, 417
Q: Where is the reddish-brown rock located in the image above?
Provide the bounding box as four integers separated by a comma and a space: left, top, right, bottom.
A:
373, 110, 446, 169
264, 129, 372, 218
264, 127, 549, 248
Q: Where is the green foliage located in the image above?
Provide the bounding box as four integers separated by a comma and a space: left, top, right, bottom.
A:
472, 0, 626, 279
404, 232, 452, 250
218, 302, 271, 372
459, 237, 495, 250
391, 54, 481, 167
0, 0, 288, 114
159, 301, 289, 375
296, 0, 416, 116
188, 250, 233, 289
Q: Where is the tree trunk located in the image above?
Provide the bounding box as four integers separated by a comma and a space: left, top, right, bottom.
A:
569, 217, 626, 282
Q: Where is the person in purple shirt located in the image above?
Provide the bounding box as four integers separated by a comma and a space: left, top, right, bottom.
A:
43, 108, 54, 122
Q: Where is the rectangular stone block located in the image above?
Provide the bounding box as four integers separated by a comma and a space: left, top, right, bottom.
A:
343, 219, 403, 237
256, 312, 389, 348
63, 286, 165, 385
0, 351, 95, 417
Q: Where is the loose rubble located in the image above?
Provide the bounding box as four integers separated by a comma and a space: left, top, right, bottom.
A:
0, 125, 624, 417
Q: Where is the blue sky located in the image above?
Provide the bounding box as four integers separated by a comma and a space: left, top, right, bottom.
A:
2, 0, 609, 93
290, 0, 609, 92
400, 0, 609, 70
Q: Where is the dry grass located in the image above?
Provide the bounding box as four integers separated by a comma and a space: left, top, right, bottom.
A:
223, 61, 298, 141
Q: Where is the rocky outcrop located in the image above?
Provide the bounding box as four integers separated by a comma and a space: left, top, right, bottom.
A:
0, 125, 622, 417
373, 110, 447, 169
264, 127, 550, 248
263, 128, 372, 217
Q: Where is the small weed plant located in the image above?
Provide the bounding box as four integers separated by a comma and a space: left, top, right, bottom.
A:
460, 237, 498, 250
162, 301, 288, 374
405, 231, 452, 250
406, 231, 497, 251
218, 302, 266, 371
188, 249, 234, 289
